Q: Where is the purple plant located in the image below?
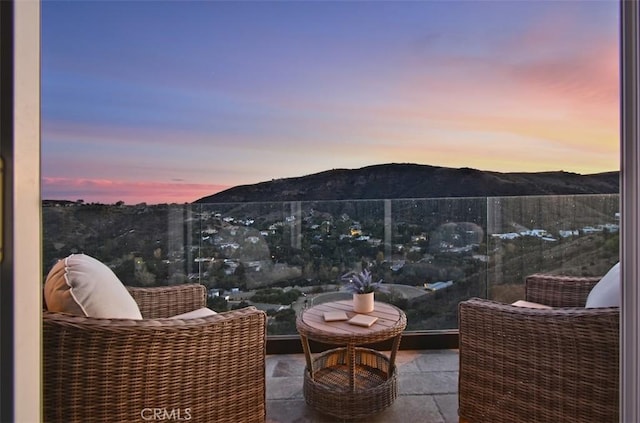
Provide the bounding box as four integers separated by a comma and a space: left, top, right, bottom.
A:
341, 269, 388, 294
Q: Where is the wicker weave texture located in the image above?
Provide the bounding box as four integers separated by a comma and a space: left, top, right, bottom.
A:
296, 301, 406, 419
43, 284, 267, 423
524, 274, 601, 307
459, 274, 619, 423
303, 347, 397, 420
127, 283, 208, 318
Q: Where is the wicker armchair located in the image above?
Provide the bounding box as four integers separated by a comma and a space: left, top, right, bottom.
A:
43, 284, 267, 423
458, 274, 619, 423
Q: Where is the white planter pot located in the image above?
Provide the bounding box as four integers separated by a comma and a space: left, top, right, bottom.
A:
353, 292, 375, 313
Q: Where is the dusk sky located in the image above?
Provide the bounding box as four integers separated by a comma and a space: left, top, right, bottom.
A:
41, 1, 619, 205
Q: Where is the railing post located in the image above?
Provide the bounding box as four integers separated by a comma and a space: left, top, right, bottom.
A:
384, 199, 392, 262
486, 197, 502, 290
290, 201, 302, 250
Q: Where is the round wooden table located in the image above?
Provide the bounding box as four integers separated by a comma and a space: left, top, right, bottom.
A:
296, 300, 407, 420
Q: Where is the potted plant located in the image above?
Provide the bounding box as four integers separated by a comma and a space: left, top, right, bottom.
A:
341, 268, 387, 313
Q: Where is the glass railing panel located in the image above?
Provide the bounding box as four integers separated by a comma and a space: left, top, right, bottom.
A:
486, 194, 620, 303
385, 197, 488, 330
192, 198, 490, 332
42, 202, 183, 286
42, 194, 619, 336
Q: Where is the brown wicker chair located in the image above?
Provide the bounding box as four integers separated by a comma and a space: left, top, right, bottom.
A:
43, 284, 267, 423
458, 274, 619, 423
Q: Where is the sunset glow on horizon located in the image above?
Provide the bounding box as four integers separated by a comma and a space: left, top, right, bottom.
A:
42, 1, 620, 205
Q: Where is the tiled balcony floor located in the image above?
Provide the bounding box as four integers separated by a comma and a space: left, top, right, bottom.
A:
266, 349, 459, 423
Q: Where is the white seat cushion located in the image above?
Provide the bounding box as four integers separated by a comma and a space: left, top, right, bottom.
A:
169, 307, 217, 319
585, 262, 621, 308
44, 253, 143, 319
511, 300, 552, 309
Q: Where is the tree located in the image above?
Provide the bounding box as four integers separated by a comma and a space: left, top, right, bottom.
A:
207, 296, 228, 312
232, 300, 250, 310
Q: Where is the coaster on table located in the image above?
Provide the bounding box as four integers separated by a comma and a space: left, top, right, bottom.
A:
324, 311, 349, 322
348, 314, 378, 327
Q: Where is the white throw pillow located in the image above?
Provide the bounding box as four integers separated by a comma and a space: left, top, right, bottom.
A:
169, 307, 217, 319
44, 253, 143, 319
585, 262, 621, 308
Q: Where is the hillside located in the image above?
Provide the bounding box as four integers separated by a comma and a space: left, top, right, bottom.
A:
195, 163, 619, 203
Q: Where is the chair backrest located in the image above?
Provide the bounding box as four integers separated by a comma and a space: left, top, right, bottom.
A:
127, 284, 207, 318
459, 298, 619, 423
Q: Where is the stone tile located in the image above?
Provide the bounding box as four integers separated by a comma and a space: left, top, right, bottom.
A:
363, 395, 445, 423
272, 359, 307, 377
266, 376, 304, 400
267, 395, 447, 423
394, 350, 423, 373
396, 360, 421, 373
266, 399, 337, 423
399, 371, 459, 395
434, 393, 460, 423
267, 354, 308, 377
266, 356, 279, 378
265, 350, 461, 422
414, 350, 460, 372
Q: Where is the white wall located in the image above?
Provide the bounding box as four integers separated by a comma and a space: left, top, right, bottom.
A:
13, 1, 41, 422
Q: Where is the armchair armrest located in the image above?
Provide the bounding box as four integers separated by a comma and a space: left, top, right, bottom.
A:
127, 283, 207, 318
43, 306, 267, 423
458, 298, 618, 423
524, 274, 601, 307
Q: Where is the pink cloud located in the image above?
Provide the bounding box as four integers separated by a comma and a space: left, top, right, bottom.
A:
365, 27, 618, 164
42, 177, 229, 204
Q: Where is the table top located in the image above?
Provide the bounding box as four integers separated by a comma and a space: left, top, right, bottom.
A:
296, 300, 407, 345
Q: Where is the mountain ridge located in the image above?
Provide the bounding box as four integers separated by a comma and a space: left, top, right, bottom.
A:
194, 163, 619, 203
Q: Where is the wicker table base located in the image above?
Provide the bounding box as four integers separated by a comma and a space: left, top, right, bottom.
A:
297, 301, 406, 420
303, 347, 397, 420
